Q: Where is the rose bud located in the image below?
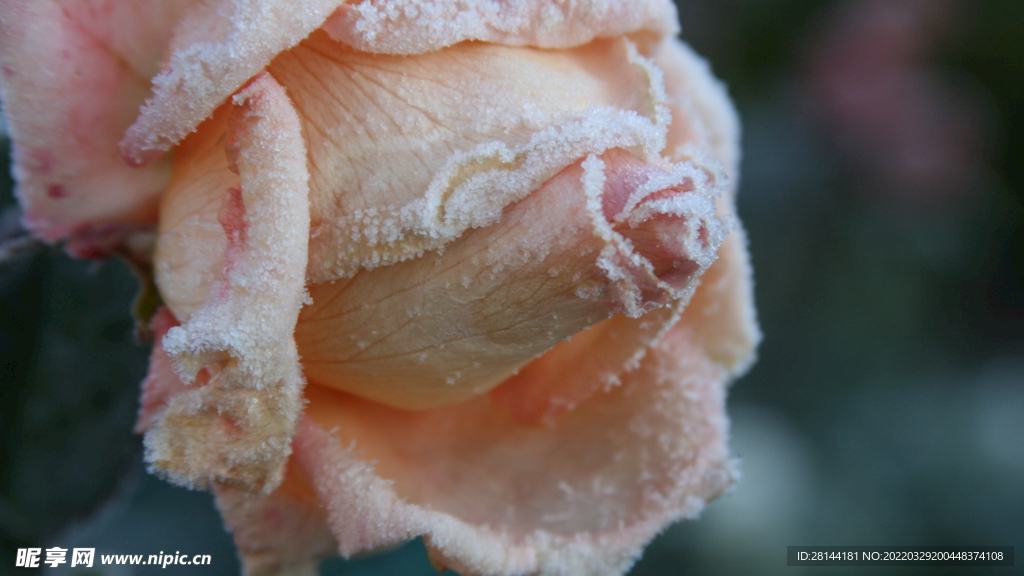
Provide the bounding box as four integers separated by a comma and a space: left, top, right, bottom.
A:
0, 0, 760, 574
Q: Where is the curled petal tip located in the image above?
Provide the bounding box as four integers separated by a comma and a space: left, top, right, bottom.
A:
599, 149, 725, 301
118, 139, 166, 169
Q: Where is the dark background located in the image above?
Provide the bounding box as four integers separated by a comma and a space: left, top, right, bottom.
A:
1, 0, 1021, 574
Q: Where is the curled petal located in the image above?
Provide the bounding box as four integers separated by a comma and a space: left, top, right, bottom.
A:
120, 0, 348, 165
0, 0, 188, 242
295, 148, 724, 409
120, 0, 681, 167
145, 73, 309, 492
322, 0, 678, 55
274, 327, 733, 576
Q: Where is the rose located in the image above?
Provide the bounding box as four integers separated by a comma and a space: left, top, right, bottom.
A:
0, 0, 759, 574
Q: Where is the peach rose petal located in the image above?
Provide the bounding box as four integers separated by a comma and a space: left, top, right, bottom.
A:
321, 0, 679, 55
263, 34, 674, 282
658, 38, 741, 183
143, 73, 310, 493
680, 226, 759, 374
138, 310, 336, 574
489, 306, 677, 425
119, 0, 348, 166
0, 0, 190, 243
280, 327, 732, 576
295, 148, 724, 409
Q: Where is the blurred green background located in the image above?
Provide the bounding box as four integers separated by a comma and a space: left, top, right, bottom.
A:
1, 0, 1021, 574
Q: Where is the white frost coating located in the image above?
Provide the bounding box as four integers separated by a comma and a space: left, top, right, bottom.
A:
323, 0, 679, 55
313, 40, 675, 280
120, 0, 347, 165
144, 74, 310, 492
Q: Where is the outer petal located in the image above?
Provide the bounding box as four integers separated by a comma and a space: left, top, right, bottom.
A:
139, 309, 337, 574
215, 467, 336, 576
0, 0, 189, 243
120, 0, 680, 165
657, 38, 760, 375
144, 73, 309, 492
278, 327, 732, 576
321, 0, 678, 55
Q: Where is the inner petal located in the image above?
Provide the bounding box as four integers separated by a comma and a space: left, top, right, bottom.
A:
294, 149, 723, 409
267, 32, 662, 280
